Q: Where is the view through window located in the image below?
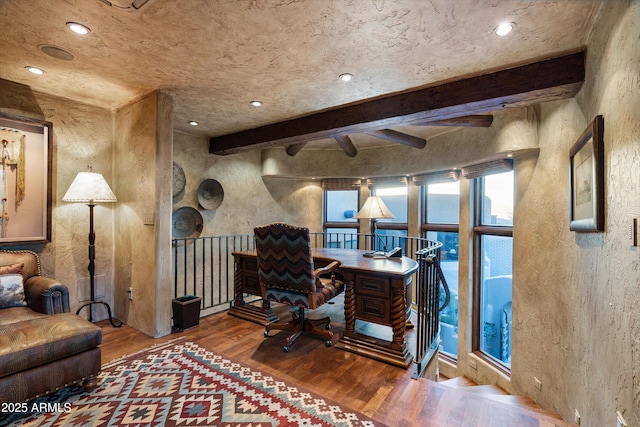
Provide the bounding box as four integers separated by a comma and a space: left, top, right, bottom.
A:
476, 171, 513, 369
423, 180, 460, 358
374, 186, 408, 252
323, 189, 359, 248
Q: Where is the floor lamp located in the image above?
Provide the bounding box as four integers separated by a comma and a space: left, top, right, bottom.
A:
354, 195, 395, 255
63, 166, 122, 327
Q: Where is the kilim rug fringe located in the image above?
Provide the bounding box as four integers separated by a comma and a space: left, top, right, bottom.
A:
1, 339, 386, 427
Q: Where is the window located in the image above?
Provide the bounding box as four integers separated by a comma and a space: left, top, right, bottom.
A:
373, 185, 408, 252
422, 180, 460, 359
323, 187, 359, 248
473, 170, 513, 370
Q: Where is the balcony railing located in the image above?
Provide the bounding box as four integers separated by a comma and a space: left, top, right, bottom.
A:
172, 232, 444, 376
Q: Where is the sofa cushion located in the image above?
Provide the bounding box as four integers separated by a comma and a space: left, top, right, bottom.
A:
0, 262, 23, 275
0, 306, 47, 326
0, 273, 27, 308
0, 313, 102, 378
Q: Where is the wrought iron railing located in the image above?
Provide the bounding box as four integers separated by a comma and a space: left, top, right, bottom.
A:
172, 234, 254, 316
172, 232, 444, 376
413, 242, 444, 378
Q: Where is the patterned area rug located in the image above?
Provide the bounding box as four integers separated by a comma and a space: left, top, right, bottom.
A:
2, 338, 384, 427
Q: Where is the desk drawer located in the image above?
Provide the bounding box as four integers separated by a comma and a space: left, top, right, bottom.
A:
356, 274, 390, 298
356, 295, 390, 324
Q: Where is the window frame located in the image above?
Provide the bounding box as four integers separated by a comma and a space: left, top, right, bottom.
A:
322, 188, 361, 238
421, 182, 461, 362
471, 174, 513, 375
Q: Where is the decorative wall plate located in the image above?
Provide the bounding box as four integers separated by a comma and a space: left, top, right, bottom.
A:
197, 179, 224, 210
173, 162, 186, 202
172, 207, 203, 239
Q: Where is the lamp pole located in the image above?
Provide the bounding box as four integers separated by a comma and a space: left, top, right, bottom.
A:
87, 202, 95, 321
75, 202, 122, 327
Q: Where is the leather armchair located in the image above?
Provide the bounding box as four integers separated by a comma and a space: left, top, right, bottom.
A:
0, 250, 70, 315
0, 250, 102, 403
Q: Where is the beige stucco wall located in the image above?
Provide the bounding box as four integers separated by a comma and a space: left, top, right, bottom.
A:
173, 132, 322, 236
113, 91, 173, 337
0, 80, 117, 321
0, 1, 637, 425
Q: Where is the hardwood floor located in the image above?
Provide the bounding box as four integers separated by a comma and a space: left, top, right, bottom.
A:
98, 307, 575, 427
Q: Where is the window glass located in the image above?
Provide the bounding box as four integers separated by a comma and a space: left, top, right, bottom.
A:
325, 227, 359, 249
424, 180, 460, 358
481, 171, 514, 226
476, 170, 513, 369
325, 190, 359, 222
479, 235, 513, 367
427, 230, 459, 357
427, 181, 460, 224
376, 229, 408, 252
375, 187, 407, 223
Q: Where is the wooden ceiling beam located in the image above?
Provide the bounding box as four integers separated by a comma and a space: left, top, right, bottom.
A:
286, 142, 307, 156
210, 51, 585, 155
335, 135, 358, 157
366, 129, 426, 149
416, 115, 494, 127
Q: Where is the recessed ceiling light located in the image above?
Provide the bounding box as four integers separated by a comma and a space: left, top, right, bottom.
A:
188, 120, 199, 126
495, 22, 514, 36
25, 66, 45, 75
250, 100, 263, 107
67, 22, 91, 35
339, 73, 353, 82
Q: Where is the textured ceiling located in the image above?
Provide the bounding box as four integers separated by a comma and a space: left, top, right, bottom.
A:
0, 0, 603, 152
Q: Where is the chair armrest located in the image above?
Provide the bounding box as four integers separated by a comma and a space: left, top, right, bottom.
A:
314, 260, 341, 287
24, 276, 70, 315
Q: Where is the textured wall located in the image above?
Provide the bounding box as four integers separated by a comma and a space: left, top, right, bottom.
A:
173, 132, 322, 237
524, 2, 639, 425
113, 91, 174, 337
0, 81, 116, 321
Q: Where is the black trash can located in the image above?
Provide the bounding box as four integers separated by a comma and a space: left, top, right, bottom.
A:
172, 295, 201, 331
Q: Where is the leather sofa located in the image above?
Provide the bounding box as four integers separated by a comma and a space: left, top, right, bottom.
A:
0, 250, 102, 403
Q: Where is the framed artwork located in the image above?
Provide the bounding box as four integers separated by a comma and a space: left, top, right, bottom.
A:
570, 115, 604, 232
0, 113, 52, 244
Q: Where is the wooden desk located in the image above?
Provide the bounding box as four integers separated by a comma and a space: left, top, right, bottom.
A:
230, 248, 418, 368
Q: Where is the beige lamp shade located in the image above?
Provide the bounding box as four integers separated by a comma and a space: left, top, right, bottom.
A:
63, 169, 117, 203
353, 196, 395, 219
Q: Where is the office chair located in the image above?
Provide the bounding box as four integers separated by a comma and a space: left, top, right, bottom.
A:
254, 223, 344, 352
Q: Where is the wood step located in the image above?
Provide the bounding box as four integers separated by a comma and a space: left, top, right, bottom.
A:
438, 377, 565, 420
420, 379, 576, 426
443, 383, 509, 396
438, 376, 478, 388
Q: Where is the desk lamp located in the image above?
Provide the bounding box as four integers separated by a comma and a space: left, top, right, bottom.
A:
354, 195, 395, 254
63, 166, 121, 327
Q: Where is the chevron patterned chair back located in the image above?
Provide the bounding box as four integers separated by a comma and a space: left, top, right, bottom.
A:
254, 222, 344, 351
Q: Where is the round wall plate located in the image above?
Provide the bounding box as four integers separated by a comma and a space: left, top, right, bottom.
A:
172, 207, 203, 239
173, 162, 186, 202
197, 179, 224, 210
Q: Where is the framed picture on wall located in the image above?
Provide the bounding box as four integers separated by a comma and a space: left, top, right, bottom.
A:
570, 115, 604, 232
0, 113, 52, 244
